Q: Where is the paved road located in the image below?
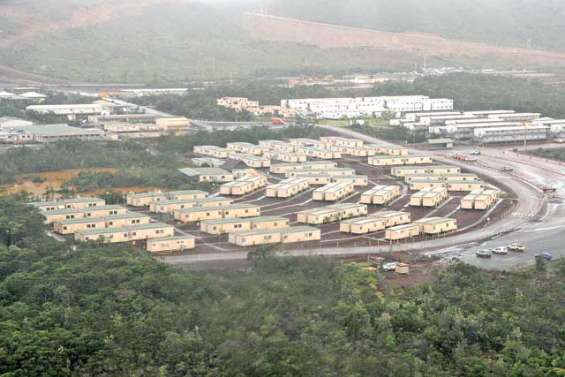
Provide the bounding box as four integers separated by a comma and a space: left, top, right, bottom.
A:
162, 125, 565, 268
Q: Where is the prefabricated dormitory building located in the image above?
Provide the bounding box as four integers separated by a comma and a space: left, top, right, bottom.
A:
219, 175, 268, 196
270, 161, 337, 174
461, 189, 500, 210
320, 136, 364, 148
404, 173, 479, 183
174, 203, 261, 223
302, 147, 342, 160
146, 236, 196, 253
414, 217, 458, 235
193, 145, 229, 159
266, 178, 310, 198
270, 152, 307, 163
259, 140, 296, 153
75, 222, 175, 243
297, 203, 368, 225
339, 211, 410, 234
41, 205, 128, 224
446, 181, 485, 192
360, 185, 401, 205
391, 165, 461, 177
240, 154, 271, 168
332, 175, 369, 187
226, 142, 263, 155
149, 197, 233, 214
30, 197, 106, 212
178, 167, 235, 183
385, 224, 421, 241
368, 155, 433, 166
312, 181, 355, 201
409, 187, 449, 207
286, 168, 356, 179
128, 189, 208, 208
201, 216, 289, 235
54, 212, 151, 235
228, 226, 321, 247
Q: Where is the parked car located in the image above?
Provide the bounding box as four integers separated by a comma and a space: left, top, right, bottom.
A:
492, 246, 508, 255
470, 150, 481, 155
501, 166, 514, 172
535, 252, 553, 261
382, 262, 398, 271
508, 243, 526, 252
476, 249, 492, 258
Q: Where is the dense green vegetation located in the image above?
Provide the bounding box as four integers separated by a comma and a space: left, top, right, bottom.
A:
0, 198, 563, 376
0, 126, 320, 188
529, 147, 565, 162
352, 124, 427, 144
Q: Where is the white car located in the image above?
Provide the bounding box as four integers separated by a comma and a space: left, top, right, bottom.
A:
382, 262, 398, 271
492, 246, 508, 255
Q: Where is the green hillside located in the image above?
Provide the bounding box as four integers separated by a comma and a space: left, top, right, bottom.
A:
267, 0, 565, 52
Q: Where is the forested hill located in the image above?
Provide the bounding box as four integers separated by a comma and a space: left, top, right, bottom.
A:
266, 0, 565, 52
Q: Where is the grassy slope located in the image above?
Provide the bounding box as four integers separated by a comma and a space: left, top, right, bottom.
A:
267, 0, 565, 52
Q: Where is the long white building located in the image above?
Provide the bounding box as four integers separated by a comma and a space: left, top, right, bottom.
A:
281, 96, 453, 119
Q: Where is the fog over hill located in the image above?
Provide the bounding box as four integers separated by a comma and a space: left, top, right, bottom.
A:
1, 0, 564, 83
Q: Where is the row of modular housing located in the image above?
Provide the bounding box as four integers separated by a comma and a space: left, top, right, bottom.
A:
385, 217, 458, 241
126, 190, 208, 207
29, 197, 195, 253
409, 187, 449, 207
266, 178, 310, 198
228, 226, 321, 247
461, 189, 500, 210
297, 203, 368, 225
312, 181, 355, 201
340, 210, 410, 234
360, 185, 401, 205
220, 174, 269, 196
149, 196, 233, 214
368, 155, 433, 166
174, 203, 261, 223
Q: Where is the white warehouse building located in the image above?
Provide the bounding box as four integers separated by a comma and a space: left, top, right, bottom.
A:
281, 96, 453, 119
473, 125, 550, 144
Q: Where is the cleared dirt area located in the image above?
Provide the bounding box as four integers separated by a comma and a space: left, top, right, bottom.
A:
243, 13, 565, 67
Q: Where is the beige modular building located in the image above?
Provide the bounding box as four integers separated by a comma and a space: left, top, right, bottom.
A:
167, 190, 208, 201
222, 204, 262, 218
414, 217, 458, 235
193, 145, 229, 159
76, 222, 175, 243
297, 203, 368, 225
360, 185, 401, 205
266, 178, 310, 198
146, 236, 196, 253
288, 173, 333, 186
240, 154, 271, 168
376, 210, 412, 227
391, 165, 461, 177
385, 224, 421, 241
368, 155, 433, 167
219, 175, 268, 196
312, 181, 355, 201
340, 216, 386, 234
174, 207, 224, 223
127, 192, 169, 207
332, 175, 369, 187
178, 167, 235, 183
149, 199, 199, 214
303, 147, 342, 160
226, 142, 263, 156
42, 205, 128, 224
272, 152, 307, 163
287, 168, 356, 179
54, 212, 151, 235
201, 216, 289, 235
200, 217, 253, 235
228, 226, 320, 246
446, 181, 485, 192
404, 173, 479, 183
461, 189, 499, 210
320, 136, 364, 148
373, 146, 409, 156
259, 140, 296, 153
409, 179, 447, 191
410, 187, 449, 207
270, 161, 337, 174
288, 138, 322, 147
174, 203, 261, 223
30, 197, 106, 212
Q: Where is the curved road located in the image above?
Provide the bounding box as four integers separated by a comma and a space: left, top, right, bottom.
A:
162, 125, 564, 269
